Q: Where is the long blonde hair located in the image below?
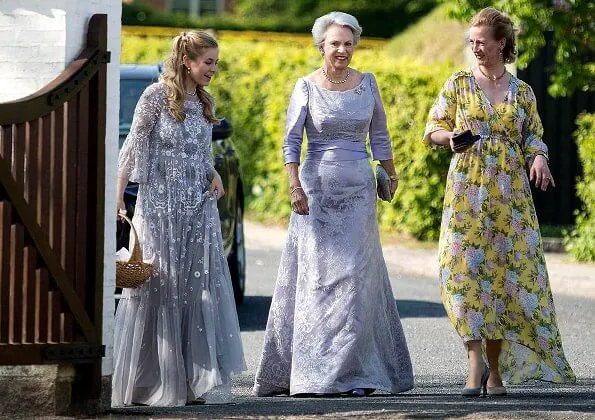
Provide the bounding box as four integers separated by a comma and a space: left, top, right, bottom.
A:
160, 31, 219, 123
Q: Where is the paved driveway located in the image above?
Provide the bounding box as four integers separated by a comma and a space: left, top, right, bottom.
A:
110, 221, 595, 419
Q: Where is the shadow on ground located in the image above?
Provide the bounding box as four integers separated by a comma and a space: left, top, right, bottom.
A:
109, 378, 595, 418
238, 296, 446, 331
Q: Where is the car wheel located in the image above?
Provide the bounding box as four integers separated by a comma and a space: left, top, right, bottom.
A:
228, 198, 245, 305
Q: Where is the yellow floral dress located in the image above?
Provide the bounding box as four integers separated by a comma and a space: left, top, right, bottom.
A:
424, 70, 576, 384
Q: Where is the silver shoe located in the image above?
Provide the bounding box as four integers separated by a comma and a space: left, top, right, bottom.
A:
461, 365, 489, 397
487, 385, 507, 396
350, 388, 366, 397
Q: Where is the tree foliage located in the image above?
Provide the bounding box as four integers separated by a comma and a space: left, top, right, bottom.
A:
564, 113, 595, 261
234, 0, 438, 37
445, 0, 594, 97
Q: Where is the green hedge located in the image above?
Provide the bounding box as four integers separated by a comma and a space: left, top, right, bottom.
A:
564, 113, 595, 261
122, 34, 456, 240
122, 1, 438, 38
122, 1, 314, 33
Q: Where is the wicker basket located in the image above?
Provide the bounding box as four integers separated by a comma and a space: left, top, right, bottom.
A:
116, 214, 154, 288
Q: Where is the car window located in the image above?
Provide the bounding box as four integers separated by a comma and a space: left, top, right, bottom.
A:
120, 79, 153, 127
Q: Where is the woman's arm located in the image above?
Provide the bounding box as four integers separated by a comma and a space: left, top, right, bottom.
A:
423, 76, 457, 148
117, 83, 162, 217
116, 174, 129, 219
286, 163, 309, 215
521, 85, 554, 191
368, 73, 393, 162
368, 74, 400, 196
283, 79, 309, 215
379, 158, 399, 196
429, 129, 455, 147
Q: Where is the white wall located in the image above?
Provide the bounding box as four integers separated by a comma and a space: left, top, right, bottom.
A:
0, 0, 120, 377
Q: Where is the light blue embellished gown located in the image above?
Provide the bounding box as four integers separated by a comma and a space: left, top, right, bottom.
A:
253, 73, 414, 396
113, 83, 246, 407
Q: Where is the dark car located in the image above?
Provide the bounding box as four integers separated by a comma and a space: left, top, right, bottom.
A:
118, 64, 246, 304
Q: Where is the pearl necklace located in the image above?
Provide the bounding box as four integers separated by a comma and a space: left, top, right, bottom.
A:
322, 68, 350, 84
478, 66, 507, 82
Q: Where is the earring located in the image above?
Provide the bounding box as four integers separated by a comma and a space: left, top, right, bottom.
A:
186, 67, 191, 74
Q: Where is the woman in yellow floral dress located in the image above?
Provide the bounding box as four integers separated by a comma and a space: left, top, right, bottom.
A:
424, 7, 575, 397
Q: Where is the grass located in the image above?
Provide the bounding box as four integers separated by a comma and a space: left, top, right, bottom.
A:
384, 3, 467, 66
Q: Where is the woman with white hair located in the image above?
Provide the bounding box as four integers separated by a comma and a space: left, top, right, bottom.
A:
253, 11, 414, 398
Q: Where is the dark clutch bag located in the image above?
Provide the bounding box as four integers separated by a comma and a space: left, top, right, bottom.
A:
376, 165, 392, 202
452, 130, 481, 152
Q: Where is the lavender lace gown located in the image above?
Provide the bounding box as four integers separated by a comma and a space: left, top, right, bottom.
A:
253, 73, 414, 396
113, 83, 246, 407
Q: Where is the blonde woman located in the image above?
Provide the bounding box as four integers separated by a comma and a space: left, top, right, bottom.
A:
113, 31, 245, 407
425, 8, 575, 396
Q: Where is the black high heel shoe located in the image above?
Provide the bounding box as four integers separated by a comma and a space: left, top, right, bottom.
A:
461, 364, 489, 397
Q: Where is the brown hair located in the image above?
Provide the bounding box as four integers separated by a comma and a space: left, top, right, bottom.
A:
160, 31, 220, 123
470, 7, 517, 64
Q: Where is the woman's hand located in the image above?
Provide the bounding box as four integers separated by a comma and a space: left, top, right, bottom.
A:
448, 131, 473, 153
379, 159, 399, 200
390, 177, 399, 197
530, 155, 555, 191
117, 198, 126, 221
209, 172, 225, 200
290, 186, 309, 215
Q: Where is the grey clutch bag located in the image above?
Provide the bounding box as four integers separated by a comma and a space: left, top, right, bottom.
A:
376, 165, 392, 202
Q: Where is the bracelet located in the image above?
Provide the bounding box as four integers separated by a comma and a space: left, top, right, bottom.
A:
290, 186, 303, 194
389, 175, 399, 181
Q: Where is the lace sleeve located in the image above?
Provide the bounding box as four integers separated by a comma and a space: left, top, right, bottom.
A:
282, 78, 309, 164
368, 73, 393, 161
118, 83, 164, 183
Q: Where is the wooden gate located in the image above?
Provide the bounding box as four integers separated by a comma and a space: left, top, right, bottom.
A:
0, 14, 108, 402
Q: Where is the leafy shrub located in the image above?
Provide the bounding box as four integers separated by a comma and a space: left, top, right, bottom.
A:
122, 1, 313, 33
121, 33, 456, 240
564, 113, 595, 261
122, 0, 438, 38
122, 26, 388, 50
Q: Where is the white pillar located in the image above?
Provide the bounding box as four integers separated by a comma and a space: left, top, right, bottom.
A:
0, 0, 121, 379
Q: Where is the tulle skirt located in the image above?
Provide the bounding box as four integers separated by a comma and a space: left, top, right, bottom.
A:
112, 195, 246, 407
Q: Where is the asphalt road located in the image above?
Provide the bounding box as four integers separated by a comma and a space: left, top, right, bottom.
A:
110, 232, 595, 419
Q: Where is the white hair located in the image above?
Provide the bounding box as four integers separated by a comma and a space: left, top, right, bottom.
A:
311, 11, 362, 46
